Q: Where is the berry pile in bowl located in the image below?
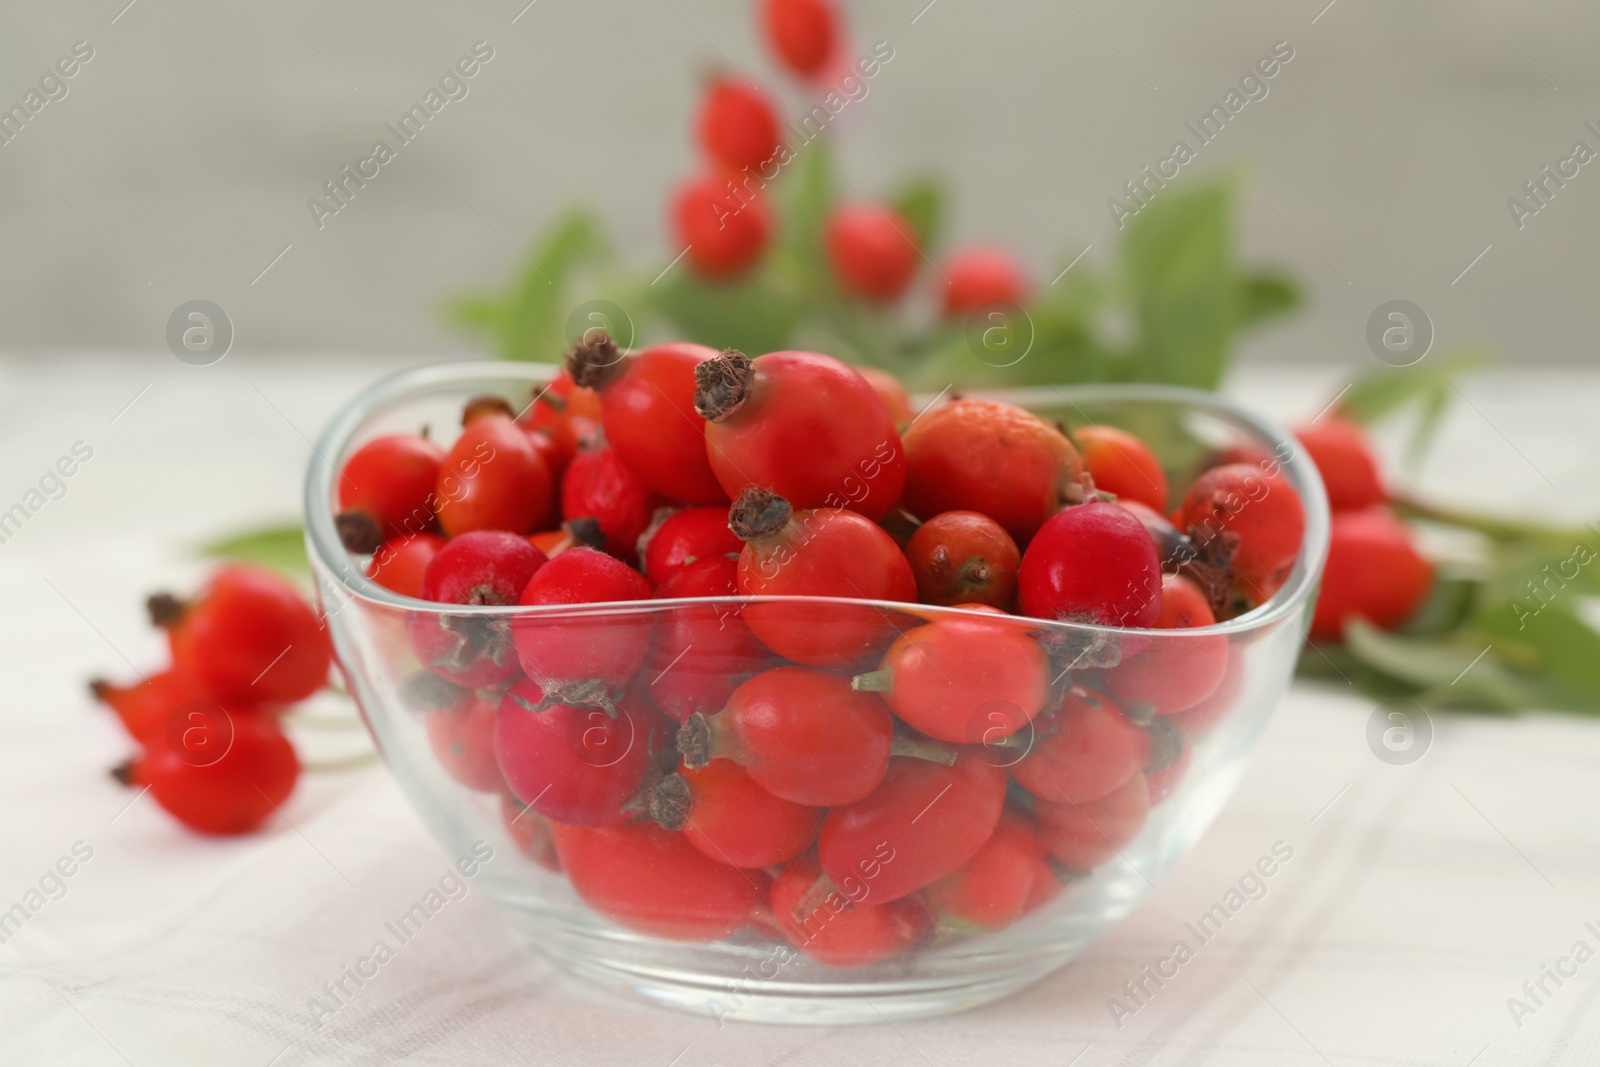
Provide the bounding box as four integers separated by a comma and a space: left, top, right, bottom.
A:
304, 343, 1329, 1024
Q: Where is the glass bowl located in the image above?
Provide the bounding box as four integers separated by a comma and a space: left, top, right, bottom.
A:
303, 361, 1329, 1026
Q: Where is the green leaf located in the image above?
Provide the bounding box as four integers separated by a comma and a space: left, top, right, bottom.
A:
890, 176, 945, 256
1336, 347, 1488, 426
200, 522, 307, 574
501, 209, 608, 362
1342, 619, 1530, 710
1237, 270, 1299, 329
1399, 569, 1481, 639
648, 272, 804, 356
443, 294, 506, 334
775, 138, 836, 291
1121, 180, 1237, 389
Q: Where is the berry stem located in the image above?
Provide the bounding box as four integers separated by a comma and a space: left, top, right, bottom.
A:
728, 487, 793, 542
565, 330, 624, 390
850, 669, 894, 694
146, 592, 188, 629
889, 733, 958, 765
676, 711, 735, 769
649, 773, 693, 831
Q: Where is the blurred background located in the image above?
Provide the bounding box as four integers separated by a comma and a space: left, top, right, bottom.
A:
1, 0, 1595, 363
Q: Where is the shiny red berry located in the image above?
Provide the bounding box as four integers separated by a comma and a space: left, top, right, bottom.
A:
761, 0, 837, 77
696, 349, 907, 520
644, 556, 767, 723
854, 614, 1049, 745
731, 488, 916, 666
495, 678, 661, 827
696, 77, 782, 174
1293, 415, 1385, 511
141, 711, 300, 835
651, 760, 822, 869
818, 751, 1007, 904
155, 566, 332, 706
1035, 772, 1149, 871
512, 547, 654, 690
902, 397, 1084, 542
366, 532, 446, 599
923, 811, 1045, 930
904, 510, 1020, 609
335, 433, 445, 553
409, 531, 546, 688
551, 820, 764, 941
1176, 462, 1306, 607
560, 445, 659, 564
1019, 501, 1163, 628
90, 669, 207, 744
501, 792, 561, 871
826, 204, 919, 301
436, 405, 554, 537
1075, 424, 1168, 513
672, 175, 771, 279
426, 691, 503, 793
1012, 687, 1150, 805
1105, 573, 1230, 716
679, 666, 893, 806
1311, 508, 1432, 640
770, 854, 930, 968
517, 370, 602, 474
567, 335, 728, 505
640, 505, 743, 585
939, 246, 1028, 318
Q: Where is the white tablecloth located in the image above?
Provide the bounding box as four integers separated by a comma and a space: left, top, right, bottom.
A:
3, 353, 1598, 1066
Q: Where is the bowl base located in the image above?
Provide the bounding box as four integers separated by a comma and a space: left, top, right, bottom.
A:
544, 943, 1061, 1026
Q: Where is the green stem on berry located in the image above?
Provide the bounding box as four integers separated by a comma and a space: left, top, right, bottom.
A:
889, 733, 958, 766
850, 669, 893, 693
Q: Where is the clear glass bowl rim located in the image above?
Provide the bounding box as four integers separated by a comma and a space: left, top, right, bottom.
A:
303, 360, 1330, 640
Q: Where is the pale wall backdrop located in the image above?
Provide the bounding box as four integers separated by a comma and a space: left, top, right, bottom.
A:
1, 0, 1596, 365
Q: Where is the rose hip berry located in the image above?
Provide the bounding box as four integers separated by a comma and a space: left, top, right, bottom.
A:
696, 76, 782, 174
551, 820, 764, 941
1012, 687, 1151, 805
560, 445, 659, 564
153, 565, 333, 706
853, 614, 1049, 745
518, 370, 601, 474
1311, 508, 1433, 640
1106, 573, 1230, 716
923, 811, 1044, 931
696, 349, 907, 520
495, 678, 662, 827
639, 505, 743, 585
335, 433, 445, 553
826, 204, 920, 302
567, 334, 727, 505
730, 488, 916, 667
1175, 462, 1305, 607
1293, 415, 1385, 511
436, 400, 554, 537
818, 751, 1007, 904
425, 692, 503, 793
90, 669, 207, 743
855, 365, 914, 425
645, 556, 767, 723
501, 793, 561, 871
1018, 501, 1163, 628
904, 510, 1020, 609
761, 0, 837, 77
771, 855, 930, 969
1035, 772, 1150, 871
902, 397, 1084, 542
939, 246, 1028, 318
408, 530, 547, 687
139, 712, 300, 835
512, 547, 654, 691
1074, 424, 1168, 513
367, 532, 447, 599
679, 666, 894, 806
651, 760, 822, 869
672, 175, 770, 279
